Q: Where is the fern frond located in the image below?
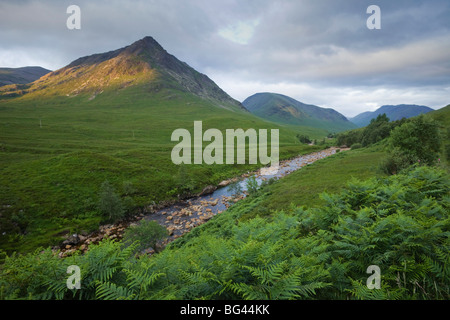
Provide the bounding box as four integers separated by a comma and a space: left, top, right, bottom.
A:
242, 262, 285, 286
95, 281, 136, 300
125, 266, 165, 294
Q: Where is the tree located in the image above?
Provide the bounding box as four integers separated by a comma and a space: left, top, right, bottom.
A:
381, 115, 442, 174
245, 176, 259, 196
296, 134, 311, 144
98, 180, 125, 222
336, 129, 363, 147
361, 113, 391, 146
389, 115, 441, 165
123, 220, 168, 253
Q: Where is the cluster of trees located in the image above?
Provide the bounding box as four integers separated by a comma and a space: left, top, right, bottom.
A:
0, 165, 448, 300
296, 134, 312, 144
336, 114, 407, 148
296, 134, 329, 146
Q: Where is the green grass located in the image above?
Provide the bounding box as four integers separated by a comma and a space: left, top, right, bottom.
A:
0, 83, 329, 254
239, 145, 387, 221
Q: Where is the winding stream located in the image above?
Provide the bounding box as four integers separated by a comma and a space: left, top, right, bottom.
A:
143, 147, 346, 246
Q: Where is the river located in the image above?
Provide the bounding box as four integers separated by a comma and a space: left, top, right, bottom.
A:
143, 147, 346, 246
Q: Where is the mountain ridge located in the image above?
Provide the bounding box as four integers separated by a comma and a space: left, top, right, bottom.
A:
242, 92, 357, 133
0, 66, 51, 87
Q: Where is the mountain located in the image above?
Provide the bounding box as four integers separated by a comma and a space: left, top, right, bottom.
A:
242, 92, 357, 133
0, 66, 51, 87
1, 36, 245, 112
350, 104, 434, 127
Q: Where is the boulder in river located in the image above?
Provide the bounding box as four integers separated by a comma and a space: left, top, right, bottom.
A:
199, 185, 217, 196
62, 233, 80, 246
218, 180, 230, 187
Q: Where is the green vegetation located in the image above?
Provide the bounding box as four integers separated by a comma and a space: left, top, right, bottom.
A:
0, 83, 328, 254
98, 180, 126, 223
1, 34, 448, 301
238, 146, 387, 221
1, 165, 448, 300
296, 134, 312, 144
381, 115, 442, 174
1, 103, 449, 300
336, 113, 405, 147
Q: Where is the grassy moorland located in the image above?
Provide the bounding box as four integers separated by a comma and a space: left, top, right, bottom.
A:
0, 82, 330, 254
0, 130, 447, 300
0, 104, 448, 300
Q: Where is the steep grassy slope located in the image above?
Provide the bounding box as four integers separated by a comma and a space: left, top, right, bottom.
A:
242, 92, 356, 133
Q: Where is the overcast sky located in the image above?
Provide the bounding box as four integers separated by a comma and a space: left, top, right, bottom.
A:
1, 0, 449, 117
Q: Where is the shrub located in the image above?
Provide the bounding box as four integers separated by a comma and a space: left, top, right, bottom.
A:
361, 113, 392, 147
350, 143, 362, 150
227, 180, 243, 198
379, 148, 416, 175
245, 176, 259, 196
296, 134, 311, 144
123, 220, 168, 253
176, 164, 195, 197
389, 115, 442, 166
336, 129, 363, 147
98, 180, 125, 222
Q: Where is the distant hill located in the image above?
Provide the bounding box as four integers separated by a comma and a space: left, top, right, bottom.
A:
242, 92, 357, 133
350, 104, 434, 127
0, 66, 51, 87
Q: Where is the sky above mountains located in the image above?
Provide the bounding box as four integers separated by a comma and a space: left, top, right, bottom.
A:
1, 0, 449, 117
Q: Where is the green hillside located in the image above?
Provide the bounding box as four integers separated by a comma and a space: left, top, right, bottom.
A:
242, 92, 357, 133
428, 104, 450, 167
429, 104, 450, 128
